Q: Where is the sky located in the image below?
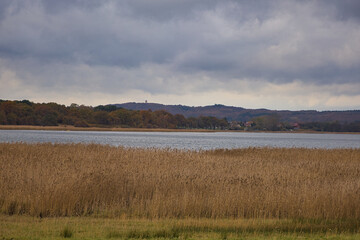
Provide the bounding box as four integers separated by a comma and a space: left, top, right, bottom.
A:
0, 0, 359, 110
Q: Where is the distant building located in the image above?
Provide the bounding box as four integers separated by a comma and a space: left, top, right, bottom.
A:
229, 121, 242, 130
245, 121, 253, 127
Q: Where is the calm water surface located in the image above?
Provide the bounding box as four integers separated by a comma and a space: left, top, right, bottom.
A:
0, 130, 359, 150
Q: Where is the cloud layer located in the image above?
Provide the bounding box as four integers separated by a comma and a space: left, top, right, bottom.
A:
0, 0, 359, 110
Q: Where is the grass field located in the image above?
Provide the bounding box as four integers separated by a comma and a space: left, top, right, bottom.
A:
0, 143, 359, 239
1, 216, 360, 240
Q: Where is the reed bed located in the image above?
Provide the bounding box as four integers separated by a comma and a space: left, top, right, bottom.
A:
0, 143, 359, 220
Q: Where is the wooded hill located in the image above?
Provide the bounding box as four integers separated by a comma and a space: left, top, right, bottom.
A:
116, 102, 360, 123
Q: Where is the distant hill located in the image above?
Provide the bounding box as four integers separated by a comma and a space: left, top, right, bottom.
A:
115, 102, 360, 123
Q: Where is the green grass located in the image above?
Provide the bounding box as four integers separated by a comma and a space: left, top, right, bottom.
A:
0, 215, 359, 240
60, 225, 73, 238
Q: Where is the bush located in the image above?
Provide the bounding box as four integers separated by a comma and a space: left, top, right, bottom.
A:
74, 120, 89, 127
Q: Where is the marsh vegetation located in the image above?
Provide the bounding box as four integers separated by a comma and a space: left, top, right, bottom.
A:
1, 143, 360, 239
1, 143, 359, 220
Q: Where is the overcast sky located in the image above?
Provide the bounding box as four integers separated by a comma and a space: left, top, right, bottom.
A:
0, 0, 359, 110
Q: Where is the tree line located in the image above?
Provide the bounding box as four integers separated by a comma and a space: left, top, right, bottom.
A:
0, 100, 229, 129
229, 114, 360, 132
1, 100, 359, 132
300, 121, 360, 132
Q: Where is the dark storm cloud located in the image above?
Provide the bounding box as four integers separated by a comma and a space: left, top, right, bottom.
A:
0, 0, 359, 101
0, 0, 190, 67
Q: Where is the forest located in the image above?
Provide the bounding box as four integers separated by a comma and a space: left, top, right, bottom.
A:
0, 100, 229, 129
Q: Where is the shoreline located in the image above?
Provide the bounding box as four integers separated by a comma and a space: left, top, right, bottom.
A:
0, 124, 359, 134
0, 125, 213, 132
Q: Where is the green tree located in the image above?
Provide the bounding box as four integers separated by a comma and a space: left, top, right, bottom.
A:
252, 114, 280, 131
0, 110, 6, 124
93, 111, 110, 125
109, 109, 135, 126
174, 114, 187, 128
34, 104, 59, 126
94, 105, 117, 112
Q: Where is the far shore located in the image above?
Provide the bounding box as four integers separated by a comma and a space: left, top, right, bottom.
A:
0, 124, 359, 134
0, 124, 214, 132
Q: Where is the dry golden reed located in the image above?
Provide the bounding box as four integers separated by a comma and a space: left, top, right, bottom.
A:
0, 143, 359, 219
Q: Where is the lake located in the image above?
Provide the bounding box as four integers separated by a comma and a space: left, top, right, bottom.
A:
0, 130, 359, 150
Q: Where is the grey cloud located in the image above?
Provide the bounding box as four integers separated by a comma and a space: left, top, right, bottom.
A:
0, 0, 191, 67
120, 0, 274, 22
41, 0, 103, 14
0, 0, 359, 101
0, 0, 12, 21
321, 0, 360, 21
